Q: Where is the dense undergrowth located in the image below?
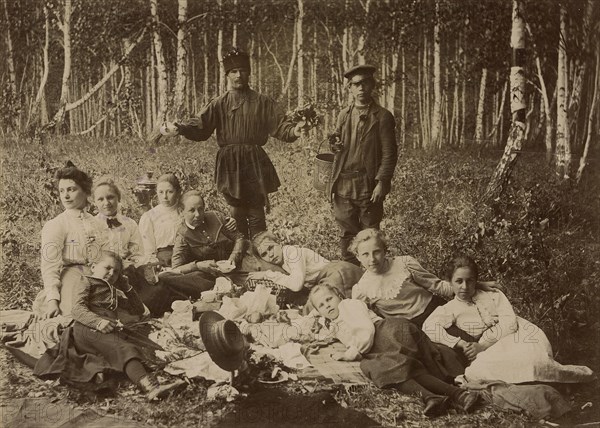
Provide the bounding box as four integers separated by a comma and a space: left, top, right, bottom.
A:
1, 134, 599, 368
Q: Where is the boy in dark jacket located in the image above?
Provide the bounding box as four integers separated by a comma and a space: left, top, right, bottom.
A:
328, 65, 398, 264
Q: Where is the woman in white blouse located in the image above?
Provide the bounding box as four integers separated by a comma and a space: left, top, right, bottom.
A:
35, 162, 108, 319
423, 255, 594, 384
138, 173, 183, 267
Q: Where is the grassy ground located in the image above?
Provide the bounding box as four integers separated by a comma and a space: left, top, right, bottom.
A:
1, 134, 599, 426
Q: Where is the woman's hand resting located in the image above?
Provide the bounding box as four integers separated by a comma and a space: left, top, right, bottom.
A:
455, 339, 486, 361
39, 299, 61, 320
195, 260, 220, 276
96, 319, 116, 333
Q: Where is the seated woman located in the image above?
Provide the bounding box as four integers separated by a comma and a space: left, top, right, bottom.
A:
350, 229, 497, 328
160, 190, 245, 300
138, 173, 183, 267
423, 255, 594, 384
93, 177, 171, 317
34, 161, 108, 320
309, 284, 477, 418
34, 251, 184, 399
249, 231, 364, 305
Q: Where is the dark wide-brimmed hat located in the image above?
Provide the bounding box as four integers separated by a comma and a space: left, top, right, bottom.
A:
199, 311, 245, 371
344, 64, 377, 80
223, 48, 250, 74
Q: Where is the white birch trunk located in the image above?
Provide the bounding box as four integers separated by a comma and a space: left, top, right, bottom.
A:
400, 46, 406, 148
484, 0, 527, 201
341, 0, 350, 71
474, 68, 488, 144
297, 0, 304, 107
431, 0, 442, 147
576, 43, 599, 183
536, 54, 553, 162
150, 42, 156, 127
356, 0, 371, 64
217, 0, 225, 94
31, 3, 50, 127
203, 30, 209, 103
174, 0, 188, 117
388, 50, 398, 113
145, 63, 152, 133
556, 4, 571, 178
53, 0, 72, 130
232, 0, 238, 46
150, 0, 169, 124
283, 24, 298, 103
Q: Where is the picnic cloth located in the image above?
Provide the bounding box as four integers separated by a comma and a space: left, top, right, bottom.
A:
303, 342, 371, 385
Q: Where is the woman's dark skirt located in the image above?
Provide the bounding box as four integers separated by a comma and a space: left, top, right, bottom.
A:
34, 322, 154, 384
360, 318, 465, 388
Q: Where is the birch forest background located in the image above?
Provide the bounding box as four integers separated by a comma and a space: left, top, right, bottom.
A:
1, 0, 597, 171
1, 1, 600, 425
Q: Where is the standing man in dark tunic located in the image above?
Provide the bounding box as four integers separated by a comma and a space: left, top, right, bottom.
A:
328, 65, 398, 265
161, 48, 304, 238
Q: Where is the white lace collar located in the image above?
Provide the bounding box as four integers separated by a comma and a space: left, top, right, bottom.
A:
360, 257, 411, 300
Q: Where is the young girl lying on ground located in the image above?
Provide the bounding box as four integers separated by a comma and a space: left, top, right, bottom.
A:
422, 255, 595, 384
309, 284, 479, 418
351, 228, 497, 327
248, 231, 363, 305
34, 251, 184, 399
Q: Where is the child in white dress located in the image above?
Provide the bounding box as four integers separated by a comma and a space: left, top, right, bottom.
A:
422, 255, 594, 384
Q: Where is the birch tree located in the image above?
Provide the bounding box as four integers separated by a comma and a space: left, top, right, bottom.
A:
555, 4, 570, 178
53, 0, 73, 130
356, 0, 371, 64
297, 0, 304, 107
431, 0, 442, 148
174, 0, 188, 117
576, 41, 599, 184
29, 3, 51, 128
474, 68, 487, 144
150, 0, 168, 124
484, 0, 527, 201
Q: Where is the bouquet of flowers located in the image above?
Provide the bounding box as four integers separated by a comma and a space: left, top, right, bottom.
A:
287, 103, 320, 130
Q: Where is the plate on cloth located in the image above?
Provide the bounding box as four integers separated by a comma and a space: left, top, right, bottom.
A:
216, 260, 235, 273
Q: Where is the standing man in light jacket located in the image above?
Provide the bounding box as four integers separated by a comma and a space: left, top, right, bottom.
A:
328, 64, 398, 265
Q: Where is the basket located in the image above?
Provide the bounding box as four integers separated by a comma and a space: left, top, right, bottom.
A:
313, 139, 335, 192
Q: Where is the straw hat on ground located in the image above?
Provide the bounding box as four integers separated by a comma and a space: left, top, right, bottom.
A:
199, 311, 245, 371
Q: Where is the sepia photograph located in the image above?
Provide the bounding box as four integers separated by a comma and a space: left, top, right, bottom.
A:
1, 0, 598, 426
